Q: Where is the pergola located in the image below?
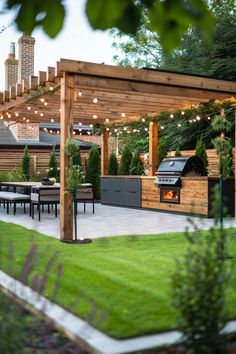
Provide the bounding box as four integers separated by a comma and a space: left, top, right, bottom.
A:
1, 59, 236, 241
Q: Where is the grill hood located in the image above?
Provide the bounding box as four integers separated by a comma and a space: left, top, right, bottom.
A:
157, 156, 204, 176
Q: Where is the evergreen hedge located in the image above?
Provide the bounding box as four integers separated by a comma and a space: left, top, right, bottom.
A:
130, 152, 143, 175
21, 145, 30, 181
195, 137, 209, 175
108, 152, 118, 175
73, 145, 82, 167
48, 146, 58, 179
85, 145, 101, 199
119, 145, 132, 175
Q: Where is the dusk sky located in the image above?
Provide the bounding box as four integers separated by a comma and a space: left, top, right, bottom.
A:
0, 0, 118, 90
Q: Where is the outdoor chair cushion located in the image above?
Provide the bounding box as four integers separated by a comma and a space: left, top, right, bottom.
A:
0, 191, 30, 201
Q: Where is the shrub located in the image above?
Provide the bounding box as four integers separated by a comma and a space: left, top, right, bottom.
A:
85, 145, 101, 199
195, 136, 208, 175
48, 146, 58, 179
175, 147, 182, 157
157, 138, 167, 168
21, 145, 30, 181
172, 189, 230, 354
119, 145, 132, 175
73, 145, 82, 167
108, 152, 118, 175
130, 152, 143, 175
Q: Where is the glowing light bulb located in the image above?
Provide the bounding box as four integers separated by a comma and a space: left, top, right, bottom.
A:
50, 118, 54, 123
93, 114, 97, 119
93, 98, 98, 103
27, 106, 31, 110
105, 118, 109, 123
78, 90, 82, 96
170, 114, 174, 118
121, 113, 126, 118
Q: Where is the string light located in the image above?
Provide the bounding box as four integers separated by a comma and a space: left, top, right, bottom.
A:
121, 113, 126, 118
208, 116, 211, 120
23, 117, 26, 121
170, 114, 174, 118
0, 115, 3, 120
161, 125, 164, 129
27, 106, 31, 110
178, 123, 182, 127
90, 124, 93, 128
123, 127, 127, 131
15, 112, 19, 117
196, 115, 201, 121
144, 127, 148, 131
49, 129, 53, 133
79, 122, 82, 126
141, 118, 145, 123
105, 118, 109, 123
181, 111, 185, 115
50, 118, 54, 123
44, 101, 48, 106
87, 131, 91, 135
49, 87, 53, 91
57, 130, 60, 134
59, 108, 61, 112
106, 127, 110, 131
26, 119, 30, 123
93, 98, 98, 103
93, 114, 97, 119
40, 98, 45, 102
34, 110, 38, 114
40, 113, 44, 117
73, 131, 76, 135
78, 90, 82, 97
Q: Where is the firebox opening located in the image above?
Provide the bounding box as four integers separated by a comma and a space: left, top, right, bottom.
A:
160, 187, 180, 204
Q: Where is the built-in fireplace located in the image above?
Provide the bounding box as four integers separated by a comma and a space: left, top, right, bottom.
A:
160, 187, 180, 204
155, 156, 204, 205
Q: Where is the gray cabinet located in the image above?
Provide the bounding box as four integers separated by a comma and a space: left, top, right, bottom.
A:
101, 178, 141, 207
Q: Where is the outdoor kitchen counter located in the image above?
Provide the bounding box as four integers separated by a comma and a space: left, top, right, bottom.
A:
100, 176, 234, 217
141, 176, 234, 216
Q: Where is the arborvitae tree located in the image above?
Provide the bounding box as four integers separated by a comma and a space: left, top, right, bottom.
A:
157, 138, 167, 168
175, 147, 182, 157
108, 152, 118, 175
21, 145, 30, 181
119, 145, 132, 175
85, 145, 101, 199
130, 152, 144, 175
48, 146, 58, 179
73, 145, 82, 167
195, 136, 209, 175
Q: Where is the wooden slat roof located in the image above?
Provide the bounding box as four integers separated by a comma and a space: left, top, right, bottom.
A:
0, 59, 236, 125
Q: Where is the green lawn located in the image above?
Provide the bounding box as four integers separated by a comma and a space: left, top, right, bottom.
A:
0, 220, 236, 339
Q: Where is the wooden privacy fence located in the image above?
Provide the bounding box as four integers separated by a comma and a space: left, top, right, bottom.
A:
0, 155, 88, 176
167, 149, 235, 176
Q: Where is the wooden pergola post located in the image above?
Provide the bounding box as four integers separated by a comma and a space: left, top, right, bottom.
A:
235, 108, 236, 219
60, 72, 74, 241
149, 121, 158, 176
101, 129, 109, 175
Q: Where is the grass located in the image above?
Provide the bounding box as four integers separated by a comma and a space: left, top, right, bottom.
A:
0, 220, 236, 339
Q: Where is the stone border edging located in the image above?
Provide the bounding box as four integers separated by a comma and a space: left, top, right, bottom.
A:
0, 270, 235, 354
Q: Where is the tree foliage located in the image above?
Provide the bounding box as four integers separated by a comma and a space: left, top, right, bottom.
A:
108, 152, 118, 175
85, 145, 101, 199
2, 0, 215, 51
112, 0, 236, 80
72, 145, 82, 167
195, 136, 209, 175
119, 145, 132, 175
21, 145, 30, 181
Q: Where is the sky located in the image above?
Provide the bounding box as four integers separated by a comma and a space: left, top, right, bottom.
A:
0, 0, 118, 90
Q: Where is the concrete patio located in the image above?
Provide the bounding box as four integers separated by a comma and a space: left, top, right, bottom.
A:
0, 203, 235, 239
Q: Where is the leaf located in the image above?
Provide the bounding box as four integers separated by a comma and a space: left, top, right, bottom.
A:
86, 0, 132, 30
115, 3, 141, 34
15, 1, 37, 34
41, 0, 65, 38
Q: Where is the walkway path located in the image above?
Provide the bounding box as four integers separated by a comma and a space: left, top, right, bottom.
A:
0, 203, 235, 238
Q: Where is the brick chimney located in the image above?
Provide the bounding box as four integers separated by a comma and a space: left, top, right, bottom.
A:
4, 42, 18, 91
18, 33, 35, 83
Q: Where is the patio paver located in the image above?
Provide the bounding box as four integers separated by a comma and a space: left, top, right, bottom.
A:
0, 203, 235, 238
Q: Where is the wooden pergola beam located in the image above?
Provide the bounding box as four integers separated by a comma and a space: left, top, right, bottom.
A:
101, 129, 109, 176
